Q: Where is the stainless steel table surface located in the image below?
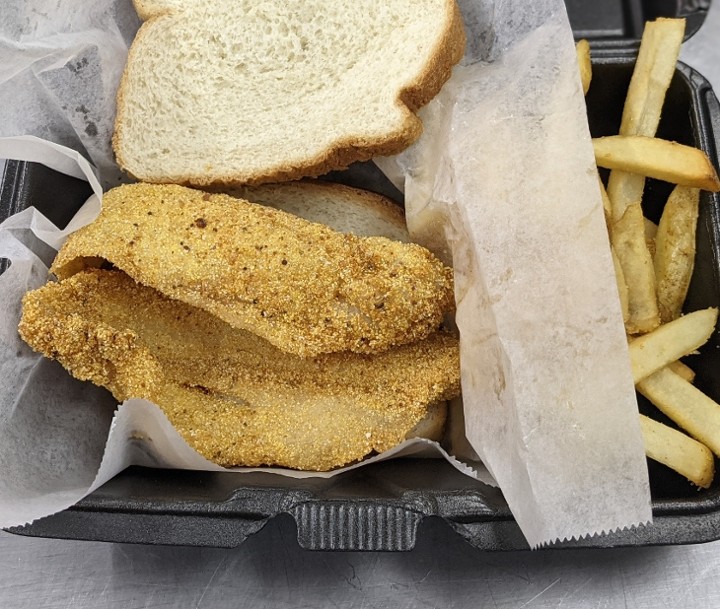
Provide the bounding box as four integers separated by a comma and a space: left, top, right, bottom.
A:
4, 5, 720, 609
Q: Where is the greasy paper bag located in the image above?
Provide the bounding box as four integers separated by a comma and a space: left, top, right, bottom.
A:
377, 0, 652, 546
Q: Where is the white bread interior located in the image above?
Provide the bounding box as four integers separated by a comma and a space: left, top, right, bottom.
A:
114, 0, 466, 186
228, 181, 411, 242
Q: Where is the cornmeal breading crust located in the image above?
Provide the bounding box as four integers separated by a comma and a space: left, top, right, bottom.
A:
51, 183, 455, 358
19, 270, 460, 470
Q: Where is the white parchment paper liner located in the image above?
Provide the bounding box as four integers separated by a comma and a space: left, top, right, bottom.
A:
0, 0, 140, 188
376, 0, 653, 546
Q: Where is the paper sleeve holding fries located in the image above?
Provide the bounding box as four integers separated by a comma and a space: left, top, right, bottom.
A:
380, 5, 720, 544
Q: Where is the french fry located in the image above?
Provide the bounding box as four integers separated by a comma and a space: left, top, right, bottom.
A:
644, 217, 658, 240
594, 136, 720, 191
637, 367, 720, 457
606, 17, 685, 221
576, 39, 592, 95
598, 176, 612, 230
617, 19, 686, 139
629, 308, 718, 383
640, 414, 714, 488
587, 17, 717, 488
611, 246, 629, 322
655, 186, 701, 322
644, 217, 657, 258
669, 360, 696, 383
612, 202, 660, 333
605, 19, 684, 334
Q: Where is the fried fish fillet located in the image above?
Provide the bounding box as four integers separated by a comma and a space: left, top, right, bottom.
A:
19, 269, 460, 470
50, 183, 455, 358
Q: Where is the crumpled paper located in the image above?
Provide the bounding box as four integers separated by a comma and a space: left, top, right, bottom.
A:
0, 0, 139, 188
377, 0, 652, 545
0, 0, 653, 547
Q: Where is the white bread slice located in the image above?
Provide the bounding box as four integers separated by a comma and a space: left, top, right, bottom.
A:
227, 181, 411, 242
114, 0, 466, 187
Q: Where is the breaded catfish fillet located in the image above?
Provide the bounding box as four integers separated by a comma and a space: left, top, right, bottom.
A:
50, 183, 455, 358
19, 270, 460, 470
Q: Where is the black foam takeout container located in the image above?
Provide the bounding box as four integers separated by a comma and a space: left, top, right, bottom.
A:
3, 0, 720, 550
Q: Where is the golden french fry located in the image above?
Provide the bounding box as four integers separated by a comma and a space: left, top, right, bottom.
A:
611, 246, 629, 323
669, 360, 696, 384
639, 414, 714, 488
608, 172, 645, 226
598, 176, 612, 231
644, 217, 658, 240
600, 18, 716, 490
607, 18, 685, 222
594, 136, 720, 192
629, 308, 718, 383
576, 39, 592, 95
618, 19, 686, 138
644, 217, 658, 259
637, 367, 720, 457
611, 202, 660, 333
604, 18, 685, 336
655, 186, 701, 322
